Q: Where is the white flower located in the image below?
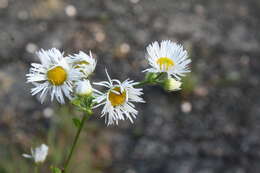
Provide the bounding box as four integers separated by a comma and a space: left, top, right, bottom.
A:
93, 70, 145, 125
144, 40, 191, 80
26, 48, 82, 104
22, 144, 49, 164
66, 51, 97, 78
75, 79, 93, 96
163, 77, 182, 91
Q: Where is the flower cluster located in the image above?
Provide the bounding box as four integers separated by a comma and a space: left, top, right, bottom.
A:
26, 40, 191, 125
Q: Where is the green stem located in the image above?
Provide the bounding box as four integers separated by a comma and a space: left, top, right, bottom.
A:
62, 111, 91, 173
34, 165, 39, 173
134, 80, 151, 88
134, 72, 164, 88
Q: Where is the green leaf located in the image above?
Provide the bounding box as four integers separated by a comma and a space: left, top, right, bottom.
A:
51, 166, 62, 173
72, 117, 81, 128
71, 97, 81, 107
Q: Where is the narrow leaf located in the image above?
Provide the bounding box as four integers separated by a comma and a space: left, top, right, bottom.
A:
72, 117, 81, 128
51, 166, 62, 173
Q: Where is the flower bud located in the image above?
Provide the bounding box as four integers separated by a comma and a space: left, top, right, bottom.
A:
163, 77, 182, 91
75, 80, 93, 96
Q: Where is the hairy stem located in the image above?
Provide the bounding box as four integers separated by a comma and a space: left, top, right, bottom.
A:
134, 80, 151, 88
62, 111, 91, 173
134, 72, 164, 88
34, 165, 39, 173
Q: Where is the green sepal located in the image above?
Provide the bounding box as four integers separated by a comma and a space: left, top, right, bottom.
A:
71, 95, 95, 112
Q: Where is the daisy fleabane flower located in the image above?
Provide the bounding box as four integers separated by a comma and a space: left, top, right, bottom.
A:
66, 51, 97, 78
144, 40, 191, 80
94, 70, 145, 125
26, 48, 82, 104
22, 144, 49, 164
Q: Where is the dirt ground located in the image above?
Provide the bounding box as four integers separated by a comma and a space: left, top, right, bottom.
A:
1, 0, 260, 173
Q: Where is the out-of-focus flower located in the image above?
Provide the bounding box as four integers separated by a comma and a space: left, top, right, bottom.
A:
22, 144, 49, 164
67, 51, 97, 78
26, 48, 82, 104
75, 80, 93, 96
93, 70, 144, 125
163, 77, 182, 91
144, 40, 191, 80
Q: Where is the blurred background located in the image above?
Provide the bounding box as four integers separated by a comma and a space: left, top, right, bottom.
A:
0, 0, 260, 172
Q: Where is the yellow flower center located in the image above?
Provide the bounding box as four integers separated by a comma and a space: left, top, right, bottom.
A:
74, 61, 90, 68
47, 66, 67, 86
156, 57, 175, 71
108, 87, 127, 107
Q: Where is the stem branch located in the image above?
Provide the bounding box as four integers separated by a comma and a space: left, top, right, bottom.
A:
134, 72, 164, 88
134, 80, 151, 88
